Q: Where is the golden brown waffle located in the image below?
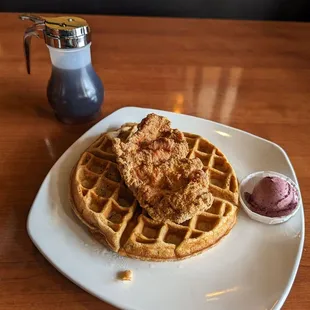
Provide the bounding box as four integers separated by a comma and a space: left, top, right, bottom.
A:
70, 123, 239, 261
185, 132, 239, 205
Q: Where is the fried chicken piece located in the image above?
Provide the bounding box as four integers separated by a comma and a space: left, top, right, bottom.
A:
136, 157, 213, 223
112, 114, 213, 223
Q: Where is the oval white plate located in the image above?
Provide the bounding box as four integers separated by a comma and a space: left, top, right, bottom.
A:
27, 107, 304, 310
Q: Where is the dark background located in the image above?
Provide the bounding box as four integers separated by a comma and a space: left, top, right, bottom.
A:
1, 0, 310, 21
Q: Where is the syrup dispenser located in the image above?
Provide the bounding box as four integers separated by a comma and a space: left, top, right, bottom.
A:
20, 14, 104, 124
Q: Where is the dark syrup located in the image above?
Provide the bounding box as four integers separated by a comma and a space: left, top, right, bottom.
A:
47, 64, 104, 124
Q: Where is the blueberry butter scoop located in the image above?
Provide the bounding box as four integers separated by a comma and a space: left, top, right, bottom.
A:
245, 176, 298, 217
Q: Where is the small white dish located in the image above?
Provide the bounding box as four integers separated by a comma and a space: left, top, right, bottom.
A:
27, 107, 304, 310
240, 171, 301, 225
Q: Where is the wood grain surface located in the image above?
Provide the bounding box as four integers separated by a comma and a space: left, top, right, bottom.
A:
0, 13, 309, 310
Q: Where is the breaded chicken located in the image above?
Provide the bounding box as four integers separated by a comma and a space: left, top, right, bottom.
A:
112, 114, 213, 223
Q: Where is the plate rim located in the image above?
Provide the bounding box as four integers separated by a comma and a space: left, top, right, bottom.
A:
27, 106, 305, 310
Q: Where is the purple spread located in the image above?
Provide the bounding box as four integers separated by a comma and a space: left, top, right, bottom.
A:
245, 176, 298, 217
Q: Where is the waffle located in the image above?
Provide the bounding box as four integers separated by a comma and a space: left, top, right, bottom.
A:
70, 123, 239, 261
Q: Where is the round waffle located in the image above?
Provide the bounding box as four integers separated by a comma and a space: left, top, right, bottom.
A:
70, 123, 239, 261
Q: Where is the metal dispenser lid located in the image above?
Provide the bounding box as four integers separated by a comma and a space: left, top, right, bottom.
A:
19, 14, 91, 73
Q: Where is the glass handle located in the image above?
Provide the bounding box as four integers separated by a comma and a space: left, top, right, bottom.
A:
23, 26, 40, 74
19, 14, 46, 74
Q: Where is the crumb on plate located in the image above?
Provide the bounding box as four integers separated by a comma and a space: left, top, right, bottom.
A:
118, 270, 133, 281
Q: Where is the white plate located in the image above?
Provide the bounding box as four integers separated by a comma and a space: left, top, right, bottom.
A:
28, 107, 304, 310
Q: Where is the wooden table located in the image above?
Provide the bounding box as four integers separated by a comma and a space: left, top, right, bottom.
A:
0, 13, 309, 309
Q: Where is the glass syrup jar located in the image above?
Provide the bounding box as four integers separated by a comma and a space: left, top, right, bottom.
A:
20, 14, 104, 124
